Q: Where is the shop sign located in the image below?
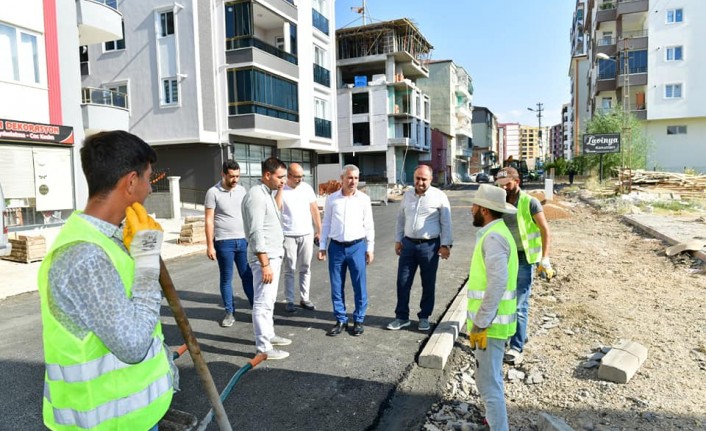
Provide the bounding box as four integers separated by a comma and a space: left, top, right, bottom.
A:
0, 118, 74, 145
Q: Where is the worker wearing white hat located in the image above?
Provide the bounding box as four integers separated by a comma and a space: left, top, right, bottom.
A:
466, 184, 518, 431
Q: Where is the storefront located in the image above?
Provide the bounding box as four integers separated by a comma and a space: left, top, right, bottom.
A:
0, 118, 75, 230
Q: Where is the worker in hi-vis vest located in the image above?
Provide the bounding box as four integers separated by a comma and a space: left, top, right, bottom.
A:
495, 166, 553, 366
38, 130, 175, 431
467, 184, 519, 431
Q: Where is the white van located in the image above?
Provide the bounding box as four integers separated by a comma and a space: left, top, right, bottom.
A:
0, 183, 11, 256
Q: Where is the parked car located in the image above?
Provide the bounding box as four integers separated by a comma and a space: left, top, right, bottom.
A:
475, 172, 490, 183
0, 183, 11, 257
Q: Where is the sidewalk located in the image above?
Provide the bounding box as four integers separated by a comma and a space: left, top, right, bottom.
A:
0, 215, 206, 299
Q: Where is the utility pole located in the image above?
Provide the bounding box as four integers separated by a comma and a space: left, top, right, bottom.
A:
621, 36, 632, 193
352, 0, 367, 25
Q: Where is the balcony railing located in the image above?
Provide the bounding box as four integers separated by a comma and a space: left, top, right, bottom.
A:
621, 29, 648, 39
81, 87, 128, 109
312, 9, 329, 35
228, 102, 299, 122
314, 117, 332, 138
313, 64, 330, 87
226, 36, 297, 65
597, 37, 616, 46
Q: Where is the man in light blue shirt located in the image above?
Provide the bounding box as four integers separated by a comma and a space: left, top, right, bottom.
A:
387, 165, 453, 332
242, 157, 290, 360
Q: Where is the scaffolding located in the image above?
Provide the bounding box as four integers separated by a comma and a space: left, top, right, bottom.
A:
336, 18, 433, 64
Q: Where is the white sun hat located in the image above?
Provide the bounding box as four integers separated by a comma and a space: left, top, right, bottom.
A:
470, 184, 517, 214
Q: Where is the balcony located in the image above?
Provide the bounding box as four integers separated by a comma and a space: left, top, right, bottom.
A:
313, 64, 330, 87
226, 36, 297, 65
596, 3, 617, 24
630, 104, 647, 120
616, 70, 647, 88
312, 9, 329, 35
76, 0, 123, 46
618, 29, 648, 51
617, 0, 648, 16
81, 87, 129, 134
314, 117, 331, 138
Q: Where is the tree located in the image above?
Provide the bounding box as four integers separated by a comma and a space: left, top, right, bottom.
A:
582, 106, 652, 178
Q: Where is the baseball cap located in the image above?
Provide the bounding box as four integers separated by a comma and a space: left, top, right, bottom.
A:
495, 167, 519, 185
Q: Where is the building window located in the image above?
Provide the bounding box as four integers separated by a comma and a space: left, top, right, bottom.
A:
666, 8, 683, 23
0, 23, 40, 84
104, 21, 126, 52
312, 0, 329, 35
105, 83, 128, 109
159, 11, 175, 37
313, 45, 330, 87
352, 92, 369, 114
667, 125, 687, 135
227, 68, 299, 122
352, 122, 370, 145
619, 50, 647, 74
162, 78, 178, 105
665, 83, 682, 99
597, 58, 615, 80
225, 2, 252, 39
314, 98, 331, 138
666, 46, 683, 61
79, 45, 89, 76
231, 143, 275, 189
279, 149, 314, 187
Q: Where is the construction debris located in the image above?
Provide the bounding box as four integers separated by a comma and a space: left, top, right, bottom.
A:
178, 216, 206, 244
619, 169, 706, 198
2, 235, 46, 263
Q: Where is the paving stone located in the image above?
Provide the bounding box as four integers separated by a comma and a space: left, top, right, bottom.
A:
598, 340, 648, 384
538, 412, 575, 431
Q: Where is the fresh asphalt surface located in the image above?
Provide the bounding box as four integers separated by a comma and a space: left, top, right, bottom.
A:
0, 185, 484, 431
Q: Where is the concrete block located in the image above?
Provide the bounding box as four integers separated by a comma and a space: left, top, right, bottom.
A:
538, 413, 574, 431
418, 288, 467, 369
598, 340, 648, 384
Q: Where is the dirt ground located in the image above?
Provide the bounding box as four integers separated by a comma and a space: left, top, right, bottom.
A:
423, 188, 706, 431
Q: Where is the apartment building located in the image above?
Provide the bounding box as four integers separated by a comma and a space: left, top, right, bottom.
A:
416, 60, 473, 182
561, 103, 572, 159
519, 126, 544, 170
0, 0, 121, 230
550, 123, 563, 160
568, 0, 590, 158
585, 0, 706, 172
81, 0, 337, 203
498, 122, 520, 162
470, 106, 498, 174
430, 129, 452, 185
335, 18, 432, 185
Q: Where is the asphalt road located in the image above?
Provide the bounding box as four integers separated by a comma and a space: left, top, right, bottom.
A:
0, 185, 481, 431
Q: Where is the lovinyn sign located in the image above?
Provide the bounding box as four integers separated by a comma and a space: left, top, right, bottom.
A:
583, 133, 621, 154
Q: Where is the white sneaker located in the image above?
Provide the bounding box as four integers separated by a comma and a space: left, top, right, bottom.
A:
503, 348, 523, 365
263, 348, 289, 360
271, 335, 292, 346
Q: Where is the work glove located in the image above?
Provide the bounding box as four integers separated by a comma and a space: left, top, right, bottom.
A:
537, 257, 555, 281
123, 203, 163, 272
469, 328, 488, 350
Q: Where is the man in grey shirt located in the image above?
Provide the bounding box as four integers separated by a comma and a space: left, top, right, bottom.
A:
387, 165, 453, 332
205, 160, 254, 327
241, 157, 290, 360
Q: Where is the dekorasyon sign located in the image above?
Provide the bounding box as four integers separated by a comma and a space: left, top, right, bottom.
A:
583, 133, 620, 154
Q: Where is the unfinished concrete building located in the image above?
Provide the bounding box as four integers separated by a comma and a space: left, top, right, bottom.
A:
335, 18, 433, 185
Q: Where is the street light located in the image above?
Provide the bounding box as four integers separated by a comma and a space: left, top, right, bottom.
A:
527, 102, 543, 170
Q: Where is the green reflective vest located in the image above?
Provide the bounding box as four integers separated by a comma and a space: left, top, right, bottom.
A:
38, 213, 172, 431
467, 220, 519, 340
516, 192, 542, 264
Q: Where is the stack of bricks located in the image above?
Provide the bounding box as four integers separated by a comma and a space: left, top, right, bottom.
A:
2, 235, 46, 263
178, 216, 206, 244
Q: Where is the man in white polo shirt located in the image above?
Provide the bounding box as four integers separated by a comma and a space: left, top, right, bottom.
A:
277, 163, 321, 312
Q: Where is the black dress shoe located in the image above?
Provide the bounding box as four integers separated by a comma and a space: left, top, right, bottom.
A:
326, 321, 348, 336
352, 322, 364, 336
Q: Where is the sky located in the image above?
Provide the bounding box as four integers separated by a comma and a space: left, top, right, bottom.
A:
334, 0, 576, 128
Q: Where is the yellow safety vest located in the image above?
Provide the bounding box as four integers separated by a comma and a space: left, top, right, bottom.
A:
467, 220, 519, 339
516, 192, 542, 264
38, 212, 172, 430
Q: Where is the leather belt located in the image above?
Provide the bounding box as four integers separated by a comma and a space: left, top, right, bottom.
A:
331, 238, 364, 247
404, 236, 439, 244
